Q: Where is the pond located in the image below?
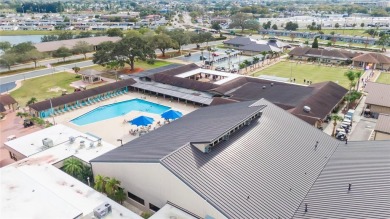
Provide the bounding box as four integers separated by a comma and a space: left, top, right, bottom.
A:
1, 35, 44, 45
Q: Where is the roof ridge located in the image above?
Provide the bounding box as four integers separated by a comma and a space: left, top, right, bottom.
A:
160, 142, 191, 162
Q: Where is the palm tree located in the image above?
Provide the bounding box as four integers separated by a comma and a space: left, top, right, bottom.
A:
94, 175, 108, 193
16, 112, 28, 118
252, 57, 260, 68
26, 97, 37, 106
344, 70, 357, 91
105, 177, 121, 197
114, 187, 126, 205
243, 60, 251, 72
63, 158, 84, 178
331, 114, 343, 137
267, 51, 273, 64
354, 71, 362, 90
261, 51, 268, 66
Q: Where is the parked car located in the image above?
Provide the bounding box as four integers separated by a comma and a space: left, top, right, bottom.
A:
212, 53, 219, 57
23, 119, 34, 128
336, 131, 347, 141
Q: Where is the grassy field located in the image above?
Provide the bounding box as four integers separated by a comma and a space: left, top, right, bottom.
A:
297, 29, 371, 37
10, 72, 80, 106
253, 61, 350, 88
376, 72, 390, 84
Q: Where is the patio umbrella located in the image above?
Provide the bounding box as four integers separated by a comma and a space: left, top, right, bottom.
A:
129, 116, 154, 127
161, 109, 183, 120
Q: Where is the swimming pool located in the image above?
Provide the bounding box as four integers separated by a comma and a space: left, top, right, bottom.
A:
71, 99, 170, 126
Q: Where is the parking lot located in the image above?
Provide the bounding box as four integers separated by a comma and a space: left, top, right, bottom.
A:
349, 118, 376, 141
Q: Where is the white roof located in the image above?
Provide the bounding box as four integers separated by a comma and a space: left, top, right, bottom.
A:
175, 68, 241, 85
1, 124, 142, 219
149, 204, 198, 219
4, 124, 115, 163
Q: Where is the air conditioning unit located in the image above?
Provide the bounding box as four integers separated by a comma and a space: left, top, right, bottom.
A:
97, 139, 102, 147
89, 142, 94, 148
80, 140, 85, 149
69, 136, 75, 144
204, 146, 211, 153
303, 106, 311, 112
42, 138, 54, 147
93, 202, 112, 219
244, 120, 251, 126
222, 135, 230, 141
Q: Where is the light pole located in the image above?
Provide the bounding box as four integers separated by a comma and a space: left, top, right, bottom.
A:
200, 49, 204, 65
49, 98, 56, 125
87, 177, 91, 187
290, 62, 293, 82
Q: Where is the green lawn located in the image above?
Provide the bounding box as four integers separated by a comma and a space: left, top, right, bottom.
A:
376, 72, 390, 84
253, 61, 350, 88
11, 72, 80, 106
297, 29, 371, 37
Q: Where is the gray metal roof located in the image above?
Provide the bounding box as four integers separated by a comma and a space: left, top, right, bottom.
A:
293, 140, 390, 219
92, 100, 265, 163
160, 99, 340, 219
375, 114, 390, 134
120, 64, 184, 80
131, 79, 214, 105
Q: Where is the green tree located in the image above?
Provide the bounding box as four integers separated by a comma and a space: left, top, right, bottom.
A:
155, 26, 168, 34
167, 29, 191, 53
330, 114, 343, 137
94, 175, 108, 193
41, 35, 58, 42
109, 36, 155, 70
105, 177, 121, 197
53, 47, 73, 61
263, 21, 271, 29
198, 32, 214, 46
335, 23, 340, 28
76, 31, 92, 38
114, 187, 126, 204
261, 51, 268, 66
360, 23, 364, 27
107, 28, 124, 37
344, 70, 359, 90
0, 52, 18, 70
229, 12, 253, 32
25, 49, 46, 68
211, 22, 221, 32
271, 24, 278, 30
150, 33, 177, 57
63, 158, 84, 178
57, 31, 74, 40
285, 21, 298, 31
312, 37, 319, 48
93, 41, 116, 67
243, 59, 251, 72
377, 35, 389, 52
252, 56, 260, 67
0, 41, 11, 51
11, 42, 35, 54
72, 41, 94, 59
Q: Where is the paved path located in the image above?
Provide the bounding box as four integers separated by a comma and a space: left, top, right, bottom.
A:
0, 60, 93, 86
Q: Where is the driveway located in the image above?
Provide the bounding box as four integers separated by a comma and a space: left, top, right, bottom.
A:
349, 118, 376, 141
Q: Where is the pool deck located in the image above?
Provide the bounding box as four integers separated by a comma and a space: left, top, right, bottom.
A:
48, 91, 199, 146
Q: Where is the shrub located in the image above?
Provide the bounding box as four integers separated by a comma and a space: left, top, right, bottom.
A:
75, 75, 81, 79
146, 59, 155, 65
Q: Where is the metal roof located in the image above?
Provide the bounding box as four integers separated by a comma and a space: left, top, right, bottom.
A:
29, 79, 136, 111
34, 36, 121, 52
293, 141, 390, 219
160, 99, 340, 218
365, 82, 390, 108
131, 79, 214, 105
91, 100, 265, 163
375, 114, 390, 134
0, 94, 17, 106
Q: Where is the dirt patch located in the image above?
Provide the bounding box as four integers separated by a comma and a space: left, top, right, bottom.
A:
119, 67, 144, 74
47, 87, 64, 93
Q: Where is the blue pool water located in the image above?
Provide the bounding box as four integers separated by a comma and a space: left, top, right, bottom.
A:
71, 99, 170, 126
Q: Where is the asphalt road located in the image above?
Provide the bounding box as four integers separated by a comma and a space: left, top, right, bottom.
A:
0, 60, 93, 86
0, 40, 225, 86
349, 118, 376, 141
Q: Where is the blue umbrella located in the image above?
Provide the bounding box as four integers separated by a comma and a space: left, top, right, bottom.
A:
161, 109, 183, 120
129, 116, 154, 127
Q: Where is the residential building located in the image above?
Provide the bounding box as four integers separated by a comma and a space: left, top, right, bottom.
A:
289, 47, 360, 64
352, 53, 390, 70
373, 114, 390, 140
91, 99, 390, 218
364, 82, 390, 117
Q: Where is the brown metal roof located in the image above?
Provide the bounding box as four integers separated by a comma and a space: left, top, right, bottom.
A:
34, 36, 121, 52
0, 103, 6, 112
0, 94, 17, 106
289, 47, 360, 60
375, 114, 390, 133
29, 78, 136, 112
209, 97, 239, 106
290, 81, 348, 123
155, 63, 199, 76
352, 53, 390, 64
365, 82, 390, 107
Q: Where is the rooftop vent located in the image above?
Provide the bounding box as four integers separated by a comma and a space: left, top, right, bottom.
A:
69, 136, 75, 144
303, 106, 311, 113
270, 83, 274, 86
93, 202, 112, 219
42, 138, 54, 147
80, 140, 85, 149
262, 85, 266, 89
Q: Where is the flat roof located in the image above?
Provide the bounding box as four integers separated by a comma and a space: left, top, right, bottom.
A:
149, 203, 199, 219
4, 124, 116, 162
1, 124, 141, 219
175, 69, 241, 85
